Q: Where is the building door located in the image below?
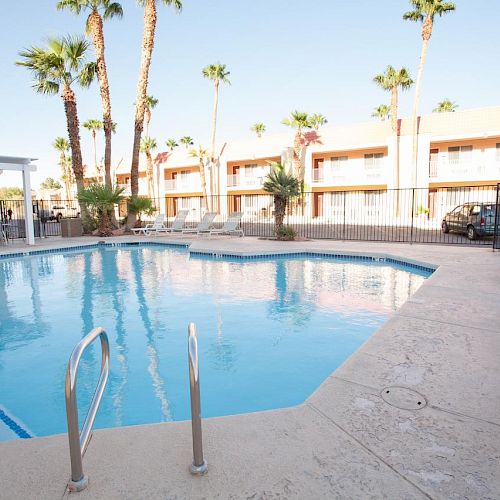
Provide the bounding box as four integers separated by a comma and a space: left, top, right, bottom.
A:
429, 149, 439, 177
233, 195, 241, 213
313, 192, 323, 217
313, 158, 323, 182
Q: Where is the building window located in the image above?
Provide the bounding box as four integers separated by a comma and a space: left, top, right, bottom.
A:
448, 145, 472, 163
364, 153, 384, 169
330, 156, 348, 169
244, 164, 258, 177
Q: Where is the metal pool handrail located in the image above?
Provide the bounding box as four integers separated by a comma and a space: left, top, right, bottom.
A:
188, 322, 208, 475
65, 327, 110, 492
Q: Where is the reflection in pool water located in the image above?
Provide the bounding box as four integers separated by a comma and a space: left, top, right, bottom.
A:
0, 246, 429, 439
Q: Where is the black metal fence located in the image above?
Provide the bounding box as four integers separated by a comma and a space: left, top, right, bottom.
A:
0, 199, 80, 239
163, 185, 499, 246
1, 184, 499, 247
494, 184, 500, 250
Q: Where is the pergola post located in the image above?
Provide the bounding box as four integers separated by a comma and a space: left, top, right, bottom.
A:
22, 165, 35, 245
0, 156, 38, 246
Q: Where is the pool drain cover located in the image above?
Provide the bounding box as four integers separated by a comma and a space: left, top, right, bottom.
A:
381, 386, 427, 410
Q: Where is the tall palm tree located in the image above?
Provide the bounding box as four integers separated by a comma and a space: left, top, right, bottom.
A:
140, 136, 157, 200
188, 146, 208, 210
250, 122, 266, 138
180, 136, 194, 149
281, 111, 312, 180
373, 66, 414, 132
128, 0, 182, 228
52, 137, 72, 199
57, 0, 123, 190
309, 113, 328, 131
83, 118, 103, 178
144, 94, 159, 135
373, 66, 413, 194
404, 0, 456, 183
263, 163, 300, 236
165, 138, 178, 151
372, 104, 391, 121
433, 98, 458, 113
202, 63, 230, 200
17, 36, 96, 226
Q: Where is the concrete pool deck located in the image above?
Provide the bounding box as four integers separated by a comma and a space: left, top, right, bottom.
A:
0, 236, 499, 499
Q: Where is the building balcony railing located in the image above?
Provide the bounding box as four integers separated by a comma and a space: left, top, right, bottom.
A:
227, 173, 266, 188
312, 163, 385, 185
429, 159, 500, 180
116, 183, 131, 195
165, 178, 201, 192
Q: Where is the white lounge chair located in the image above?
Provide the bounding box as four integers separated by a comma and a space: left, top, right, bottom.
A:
131, 214, 165, 235
151, 209, 190, 235
208, 212, 244, 237
181, 212, 218, 234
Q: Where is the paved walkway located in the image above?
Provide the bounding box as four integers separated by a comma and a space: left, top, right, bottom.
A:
0, 236, 499, 499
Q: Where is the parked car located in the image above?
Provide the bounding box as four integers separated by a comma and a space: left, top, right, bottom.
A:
441, 202, 497, 240
36, 205, 78, 222
52, 205, 78, 221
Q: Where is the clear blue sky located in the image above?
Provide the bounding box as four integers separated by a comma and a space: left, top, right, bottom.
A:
1, 0, 499, 187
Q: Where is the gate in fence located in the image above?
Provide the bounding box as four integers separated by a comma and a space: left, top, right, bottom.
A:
494, 184, 500, 250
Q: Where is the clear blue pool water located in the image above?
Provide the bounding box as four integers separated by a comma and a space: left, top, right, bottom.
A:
0, 245, 430, 440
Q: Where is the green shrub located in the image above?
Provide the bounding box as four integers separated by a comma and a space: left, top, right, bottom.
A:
276, 225, 296, 241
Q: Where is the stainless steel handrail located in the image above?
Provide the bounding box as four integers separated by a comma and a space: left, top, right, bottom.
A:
65, 327, 110, 492
188, 322, 208, 475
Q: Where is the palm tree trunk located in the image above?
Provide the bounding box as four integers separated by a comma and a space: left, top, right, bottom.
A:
145, 109, 151, 136
59, 152, 71, 201
198, 158, 208, 211
92, 130, 98, 174
390, 86, 398, 134
146, 151, 154, 200
62, 84, 91, 229
274, 196, 286, 235
88, 10, 113, 190
411, 17, 432, 188
292, 131, 300, 178
208, 80, 219, 209
128, 0, 157, 228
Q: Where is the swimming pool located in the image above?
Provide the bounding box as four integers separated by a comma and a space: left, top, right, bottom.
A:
0, 244, 431, 440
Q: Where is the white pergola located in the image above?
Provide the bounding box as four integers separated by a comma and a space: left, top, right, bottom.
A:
0, 156, 37, 245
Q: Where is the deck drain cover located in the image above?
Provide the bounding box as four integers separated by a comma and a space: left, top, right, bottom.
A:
381, 386, 427, 410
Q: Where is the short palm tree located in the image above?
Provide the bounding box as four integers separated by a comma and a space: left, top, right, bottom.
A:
372, 104, 391, 121
202, 63, 230, 200
17, 35, 96, 226
127, 196, 156, 227
373, 66, 413, 132
77, 183, 124, 235
52, 137, 72, 199
83, 118, 103, 177
309, 113, 328, 131
144, 94, 159, 135
188, 145, 209, 210
250, 123, 266, 138
57, 0, 123, 190
128, 0, 182, 228
373, 66, 413, 194
282, 111, 312, 180
140, 136, 157, 199
180, 136, 194, 149
433, 98, 458, 113
166, 138, 178, 151
404, 0, 456, 182
263, 163, 300, 236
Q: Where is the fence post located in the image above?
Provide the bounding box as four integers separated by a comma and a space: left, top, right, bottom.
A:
494, 183, 500, 251
342, 191, 346, 240
410, 188, 415, 244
